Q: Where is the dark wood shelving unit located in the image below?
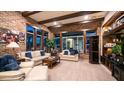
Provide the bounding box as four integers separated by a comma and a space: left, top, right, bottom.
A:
102, 12, 124, 80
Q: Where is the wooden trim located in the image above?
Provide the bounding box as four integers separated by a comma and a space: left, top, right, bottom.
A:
42, 30, 44, 49
83, 31, 86, 54
60, 32, 62, 52
34, 30, 37, 50
22, 11, 41, 17
103, 11, 124, 27
38, 11, 101, 24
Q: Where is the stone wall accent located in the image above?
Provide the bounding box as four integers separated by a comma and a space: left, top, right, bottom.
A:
0, 12, 27, 32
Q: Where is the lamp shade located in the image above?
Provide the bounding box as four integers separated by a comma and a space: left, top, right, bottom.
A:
6, 42, 19, 48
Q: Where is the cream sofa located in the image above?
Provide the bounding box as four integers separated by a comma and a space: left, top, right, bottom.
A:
59, 50, 79, 62
20, 50, 50, 66
0, 60, 48, 81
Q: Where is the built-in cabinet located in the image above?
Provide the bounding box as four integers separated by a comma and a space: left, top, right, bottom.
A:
102, 12, 124, 80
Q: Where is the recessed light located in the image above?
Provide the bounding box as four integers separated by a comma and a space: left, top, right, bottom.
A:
84, 15, 89, 20
53, 21, 58, 25
53, 21, 62, 27
54, 24, 62, 27
62, 31, 67, 33
81, 29, 90, 31
81, 20, 91, 23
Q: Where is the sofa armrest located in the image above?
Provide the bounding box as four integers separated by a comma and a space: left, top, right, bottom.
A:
59, 53, 63, 56
0, 70, 25, 81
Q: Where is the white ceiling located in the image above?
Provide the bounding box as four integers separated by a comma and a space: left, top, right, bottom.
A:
29, 11, 79, 21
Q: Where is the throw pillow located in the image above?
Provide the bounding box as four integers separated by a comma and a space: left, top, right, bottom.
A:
64, 51, 68, 55
40, 50, 45, 56
70, 51, 75, 55
25, 52, 32, 58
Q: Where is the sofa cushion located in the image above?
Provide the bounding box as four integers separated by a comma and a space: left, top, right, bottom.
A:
20, 68, 32, 76
25, 52, 32, 58
32, 51, 41, 58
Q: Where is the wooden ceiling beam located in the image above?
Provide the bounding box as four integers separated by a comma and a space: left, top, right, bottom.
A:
48, 17, 104, 28
103, 11, 124, 27
38, 11, 101, 24
22, 11, 42, 17
49, 20, 102, 34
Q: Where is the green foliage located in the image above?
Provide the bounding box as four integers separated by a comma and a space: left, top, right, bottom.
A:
46, 38, 55, 48
112, 44, 122, 55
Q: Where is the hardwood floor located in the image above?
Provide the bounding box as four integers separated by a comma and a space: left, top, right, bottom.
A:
48, 58, 116, 81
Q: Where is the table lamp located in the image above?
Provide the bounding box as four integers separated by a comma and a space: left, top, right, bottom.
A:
6, 42, 20, 57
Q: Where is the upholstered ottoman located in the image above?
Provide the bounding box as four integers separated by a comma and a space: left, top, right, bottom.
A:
24, 65, 48, 81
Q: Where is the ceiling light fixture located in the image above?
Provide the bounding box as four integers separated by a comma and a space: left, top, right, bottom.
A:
53, 21, 62, 27
84, 15, 89, 20
53, 21, 58, 25
81, 29, 90, 31
80, 20, 91, 23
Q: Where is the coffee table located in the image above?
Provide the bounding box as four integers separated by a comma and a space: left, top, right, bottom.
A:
42, 56, 60, 68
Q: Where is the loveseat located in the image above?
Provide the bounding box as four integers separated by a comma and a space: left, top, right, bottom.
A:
59, 49, 79, 62
0, 54, 48, 81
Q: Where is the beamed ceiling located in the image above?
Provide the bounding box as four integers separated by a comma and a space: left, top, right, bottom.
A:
22, 11, 107, 33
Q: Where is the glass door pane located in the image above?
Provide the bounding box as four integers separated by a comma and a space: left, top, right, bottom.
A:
62, 38, 66, 50
36, 36, 41, 49
78, 37, 84, 53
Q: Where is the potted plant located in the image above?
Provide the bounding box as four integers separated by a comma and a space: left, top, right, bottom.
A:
112, 44, 122, 61
46, 38, 55, 53
112, 44, 122, 55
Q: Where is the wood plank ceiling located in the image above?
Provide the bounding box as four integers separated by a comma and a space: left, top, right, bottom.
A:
22, 11, 107, 33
